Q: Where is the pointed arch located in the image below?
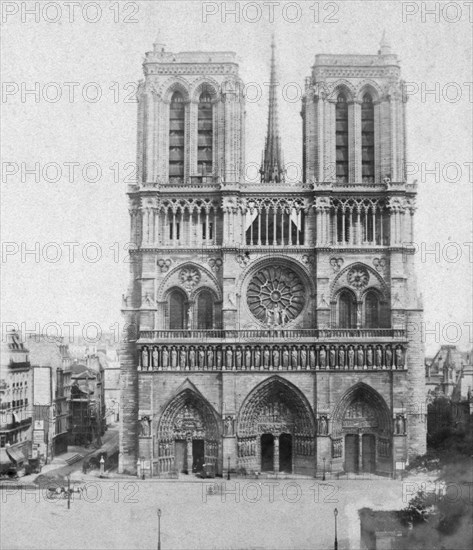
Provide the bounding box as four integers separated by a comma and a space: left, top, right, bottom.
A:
328, 80, 356, 102
156, 383, 221, 474
161, 78, 190, 103
331, 261, 390, 300
237, 376, 316, 437
332, 382, 392, 436
190, 78, 220, 103
355, 81, 382, 103
236, 376, 316, 475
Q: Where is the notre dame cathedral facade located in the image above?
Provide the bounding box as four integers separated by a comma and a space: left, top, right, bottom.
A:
118, 35, 426, 477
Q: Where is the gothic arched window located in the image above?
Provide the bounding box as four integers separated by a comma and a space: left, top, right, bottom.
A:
169, 91, 185, 179
169, 289, 187, 329
197, 290, 214, 329
198, 92, 213, 176
364, 291, 380, 328
361, 93, 375, 183
338, 290, 356, 328
336, 94, 349, 183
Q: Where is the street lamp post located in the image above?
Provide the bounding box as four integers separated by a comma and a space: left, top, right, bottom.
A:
157, 508, 162, 550
67, 474, 71, 510
334, 508, 338, 550
227, 455, 230, 480
322, 457, 326, 481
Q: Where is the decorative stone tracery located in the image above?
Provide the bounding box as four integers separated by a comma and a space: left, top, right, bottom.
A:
246, 266, 305, 326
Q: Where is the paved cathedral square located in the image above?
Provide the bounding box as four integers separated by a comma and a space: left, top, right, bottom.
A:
118, 35, 426, 477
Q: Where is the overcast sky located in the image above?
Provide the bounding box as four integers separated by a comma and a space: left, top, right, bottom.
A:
1, 1, 472, 354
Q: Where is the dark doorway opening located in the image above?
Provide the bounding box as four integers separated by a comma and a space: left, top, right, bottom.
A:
279, 433, 292, 473
175, 440, 187, 473
261, 433, 274, 471
345, 434, 359, 473
192, 439, 205, 473
362, 434, 376, 474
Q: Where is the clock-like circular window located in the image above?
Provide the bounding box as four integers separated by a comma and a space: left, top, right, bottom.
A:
246, 265, 305, 326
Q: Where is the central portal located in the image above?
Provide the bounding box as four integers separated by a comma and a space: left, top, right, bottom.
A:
261, 434, 274, 471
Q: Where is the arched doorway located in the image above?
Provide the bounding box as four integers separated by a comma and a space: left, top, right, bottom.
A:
237, 376, 316, 475
157, 388, 220, 475
332, 383, 392, 475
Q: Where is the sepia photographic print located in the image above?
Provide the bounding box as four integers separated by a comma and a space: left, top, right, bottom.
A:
1, 1, 472, 549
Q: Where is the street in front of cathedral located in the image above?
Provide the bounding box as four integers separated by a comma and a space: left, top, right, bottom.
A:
1, 475, 434, 549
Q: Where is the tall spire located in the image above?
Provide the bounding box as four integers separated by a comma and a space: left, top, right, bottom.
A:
260, 35, 285, 183
378, 30, 391, 55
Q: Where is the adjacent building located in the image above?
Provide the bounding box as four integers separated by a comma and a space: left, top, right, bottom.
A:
118, 36, 426, 477
69, 361, 105, 446
26, 335, 72, 460
0, 331, 32, 474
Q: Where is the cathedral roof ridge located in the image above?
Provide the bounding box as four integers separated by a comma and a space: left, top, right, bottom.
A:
144, 50, 238, 65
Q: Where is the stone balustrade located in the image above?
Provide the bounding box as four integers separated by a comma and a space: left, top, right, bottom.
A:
139, 328, 406, 342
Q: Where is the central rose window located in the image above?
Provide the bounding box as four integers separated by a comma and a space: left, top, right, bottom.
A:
246, 266, 305, 326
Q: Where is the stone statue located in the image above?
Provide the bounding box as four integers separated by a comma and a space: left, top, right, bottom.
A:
385, 346, 392, 368
366, 347, 373, 368
224, 416, 234, 436
348, 346, 355, 369
226, 347, 233, 369
291, 347, 298, 369
140, 416, 150, 437
375, 346, 382, 368
263, 347, 270, 368
198, 347, 205, 369
319, 347, 327, 369
309, 347, 316, 369
162, 346, 169, 369
171, 347, 178, 368
216, 347, 222, 369
254, 348, 261, 369
357, 347, 364, 369
282, 347, 289, 369
266, 308, 274, 327
179, 347, 187, 369
142, 347, 149, 369
245, 347, 252, 369
339, 347, 345, 369
189, 346, 196, 368
235, 347, 242, 369
395, 415, 404, 435
318, 416, 328, 435
122, 293, 129, 307
272, 347, 280, 369
207, 347, 214, 370
152, 347, 159, 369
329, 347, 336, 369
300, 347, 307, 369
395, 347, 404, 369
